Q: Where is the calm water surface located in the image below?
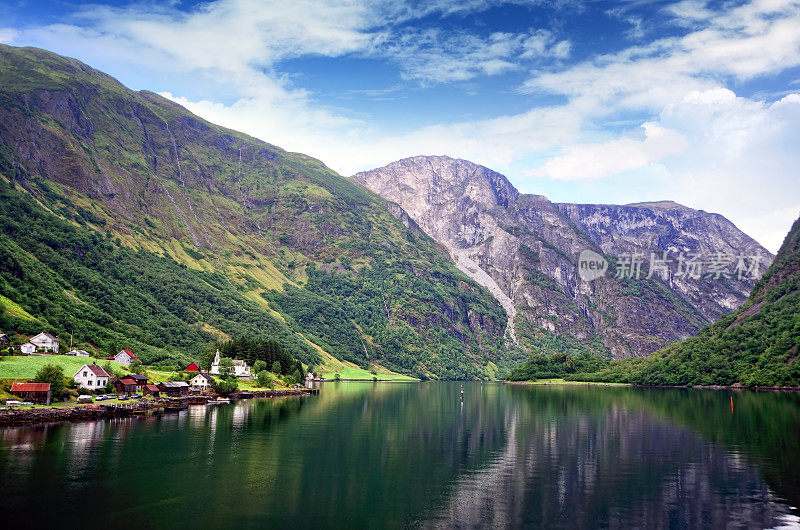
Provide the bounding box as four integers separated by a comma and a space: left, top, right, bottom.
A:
1, 382, 799, 528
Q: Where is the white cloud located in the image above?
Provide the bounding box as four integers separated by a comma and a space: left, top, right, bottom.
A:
655, 89, 800, 252
663, 0, 715, 25
522, 0, 800, 113
383, 28, 570, 84
73, 0, 376, 70
0, 28, 19, 44
4, 0, 800, 250
526, 123, 688, 181
520, 29, 571, 59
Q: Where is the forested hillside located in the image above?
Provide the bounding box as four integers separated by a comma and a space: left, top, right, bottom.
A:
635, 214, 800, 386
0, 45, 516, 378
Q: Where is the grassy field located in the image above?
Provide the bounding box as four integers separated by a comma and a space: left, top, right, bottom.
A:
0, 294, 38, 321
319, 365, 418, 381
508, 378, 630, 387
311, 344, 417, 381
0, 354, 127, 379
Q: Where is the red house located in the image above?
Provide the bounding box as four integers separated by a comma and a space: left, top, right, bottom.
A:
113, 374, 148, 395
185, 362, 200, 372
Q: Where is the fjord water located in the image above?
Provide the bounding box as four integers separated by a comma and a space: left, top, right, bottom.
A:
1, 383, 798, 528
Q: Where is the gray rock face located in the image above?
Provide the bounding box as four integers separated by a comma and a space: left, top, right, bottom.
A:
353, 156, 773, 358
558, 202, 771, 322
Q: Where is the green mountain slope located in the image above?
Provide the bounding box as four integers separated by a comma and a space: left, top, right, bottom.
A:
636, 213, 800, 386
509, 214, 800, 386
0, 45, 515, 378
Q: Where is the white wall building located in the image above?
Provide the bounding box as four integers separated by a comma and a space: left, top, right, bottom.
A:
111, 348, 141, 366
73, 364, 109, 390
190, 373, 215, 391
210, 350, 252, 378
20, 342, 36, 355
29, 332, 59, 353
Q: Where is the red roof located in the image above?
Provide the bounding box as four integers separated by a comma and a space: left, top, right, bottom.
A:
185, 362, 200, 371
11, 382, 51, 392
123, 348, 141, 362
145, 384, 160, 392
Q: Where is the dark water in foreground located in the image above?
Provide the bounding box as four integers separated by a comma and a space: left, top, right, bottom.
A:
1, 382, 799, 528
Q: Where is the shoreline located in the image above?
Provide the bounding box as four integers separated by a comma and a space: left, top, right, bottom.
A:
503, 380, 800, 392
0, 388, 315, 427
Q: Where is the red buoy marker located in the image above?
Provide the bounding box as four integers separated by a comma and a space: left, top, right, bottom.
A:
730, 396, 734, 413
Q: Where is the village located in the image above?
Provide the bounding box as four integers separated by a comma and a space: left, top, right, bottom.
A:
0, 331, 322, 421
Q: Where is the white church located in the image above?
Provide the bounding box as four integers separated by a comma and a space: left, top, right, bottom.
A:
209, 350, 252, 379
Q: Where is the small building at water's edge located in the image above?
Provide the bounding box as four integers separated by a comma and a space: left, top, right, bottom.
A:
158, 381, 190, 397
190, 372, 215, 391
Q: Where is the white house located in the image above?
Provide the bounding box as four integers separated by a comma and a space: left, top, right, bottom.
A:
29, 332, 59, 353
210, 350, 252, 378
66, 349, 90, 357
189, 372, 215, 391
20, 342, 36, 355
110, 348, 141, 366
73, 364, 110, 390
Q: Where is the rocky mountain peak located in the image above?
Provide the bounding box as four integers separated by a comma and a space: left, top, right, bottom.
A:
354, 155, 773, 359
355, 155, 520, 214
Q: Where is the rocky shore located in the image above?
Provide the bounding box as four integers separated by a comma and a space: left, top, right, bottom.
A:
0, 388, 316, 426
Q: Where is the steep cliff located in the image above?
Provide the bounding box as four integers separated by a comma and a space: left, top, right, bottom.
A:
631, 213, 800, 386
353, 156, 772, 358
558, 201, 769, 322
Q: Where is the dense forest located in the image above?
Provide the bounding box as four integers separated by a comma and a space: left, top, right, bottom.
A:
216, 337, 303, 376
267, 260, 510, 379
0, 178, 319, 368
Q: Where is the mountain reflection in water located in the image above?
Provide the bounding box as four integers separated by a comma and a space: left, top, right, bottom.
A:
0, 383, 798, 529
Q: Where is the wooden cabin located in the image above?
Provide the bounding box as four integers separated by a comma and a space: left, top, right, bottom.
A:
10, 382, 51, 405
157, 381, 190, 397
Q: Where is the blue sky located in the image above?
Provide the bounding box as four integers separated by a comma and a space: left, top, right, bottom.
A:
1, 0, 800, 251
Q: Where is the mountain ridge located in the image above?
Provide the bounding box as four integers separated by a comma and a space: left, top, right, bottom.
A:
353, 155, 772, 358
0, 45, 518, 379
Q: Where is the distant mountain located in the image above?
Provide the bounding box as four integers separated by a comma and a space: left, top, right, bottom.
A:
557, 201, 769, 322
0, 45, 515, 379
634, 213, 800, 386
353, 155, 772, 358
